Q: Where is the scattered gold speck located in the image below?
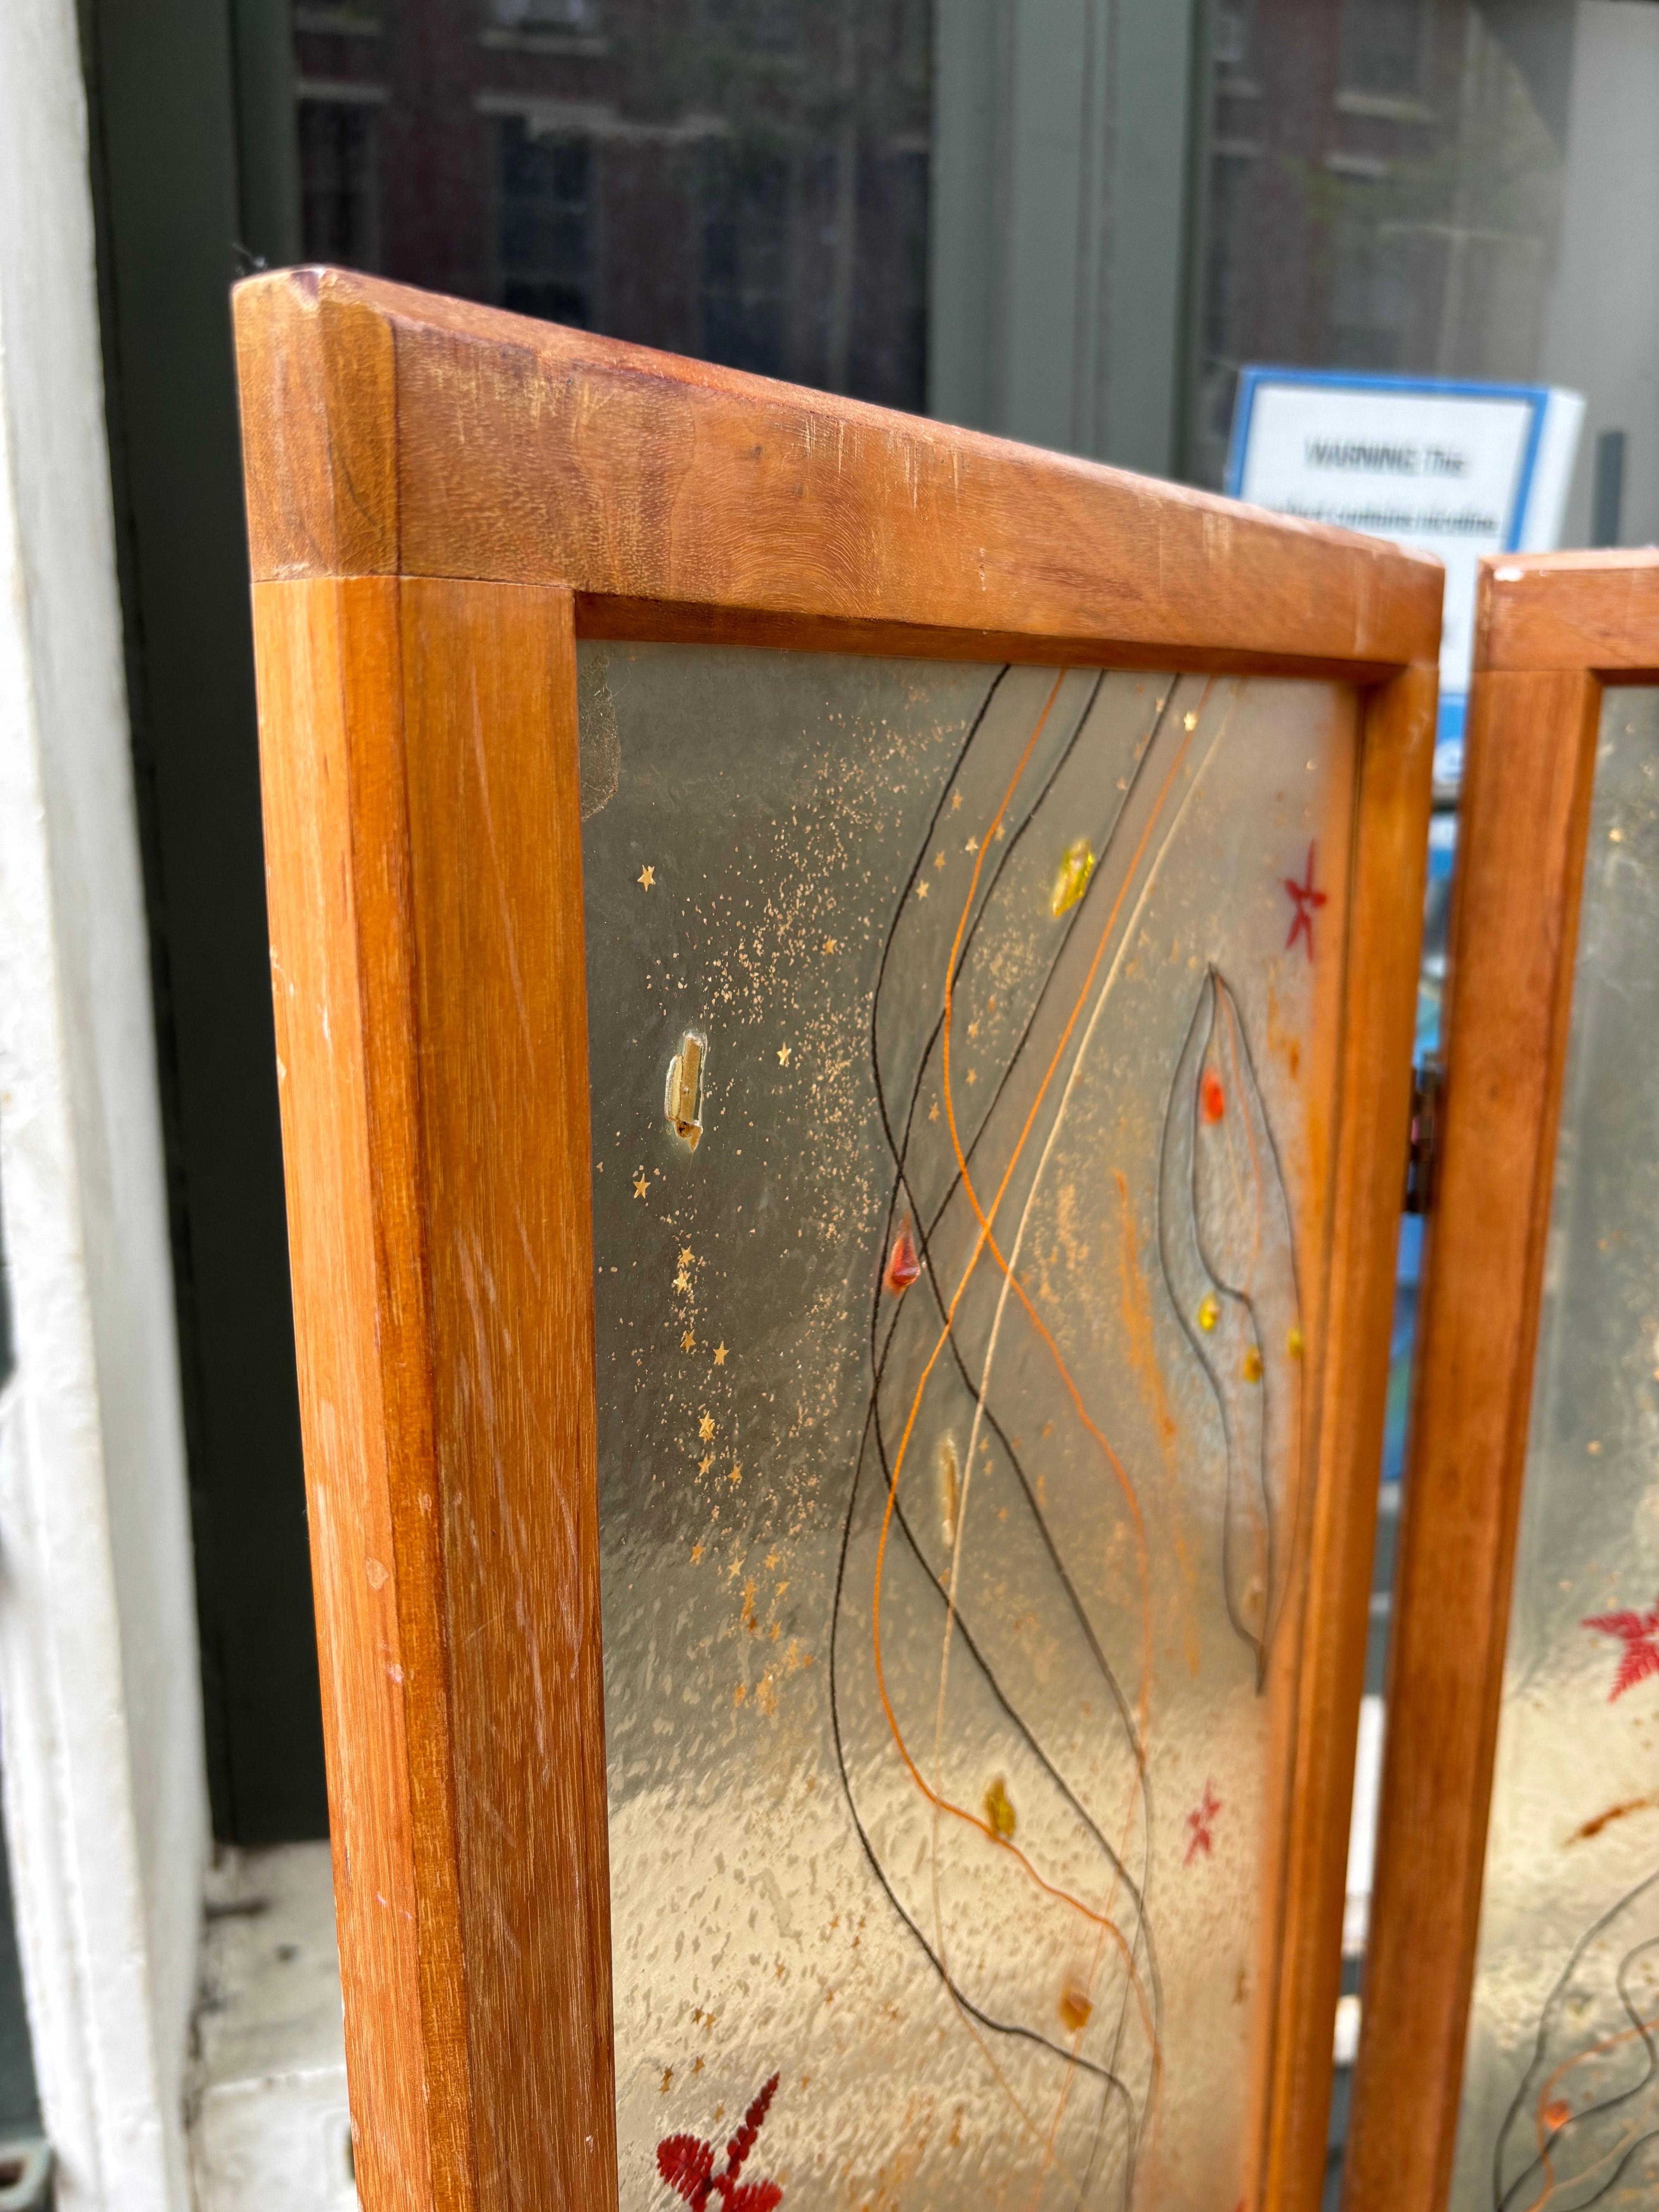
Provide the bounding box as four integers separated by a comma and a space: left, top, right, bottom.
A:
966, 1069, 978, 1086
934, 850, 946, 871
968, 1019, 979, 1039
928, 1101, 940, 1121
1183, 711, 1197, 732
1588, 1439, 1602, 1456
699, 1413, 715, 1441
984, 1776, 1017, 1840
1058, 1989, 1093, 2035
916, 880, 930, 899
1242, 1345, 1263, 1383
713, 1343, 728, 1365
965, 835, 979, 854
1198, 1293, 1219, 1332
681, 1330, 696, 1353
1611, 825, 1625, 843
1287, 1324, 1305, 1359
638, 866, 656, 890
778, 1043, 792, 1065
994, 819, 1005, 840
633, 1173, 649, 1199
691, 1541, 705, 1563
951, 791, 963, 811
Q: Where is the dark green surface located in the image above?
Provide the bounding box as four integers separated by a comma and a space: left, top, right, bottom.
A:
76, 0, 326, 1843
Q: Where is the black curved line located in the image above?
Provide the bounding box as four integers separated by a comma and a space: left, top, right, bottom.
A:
830, 666, 1178, 2198
1504, 1867, 1659, 2212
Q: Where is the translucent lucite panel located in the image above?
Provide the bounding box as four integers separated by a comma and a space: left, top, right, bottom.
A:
1453, 690, 1659, 2212
577, 646, 1359, 2209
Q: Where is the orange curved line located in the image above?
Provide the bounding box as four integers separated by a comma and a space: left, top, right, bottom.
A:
939, 700, 1208, 1747
1525, 2002, 1659, 2212
861, 672, 1161, 2047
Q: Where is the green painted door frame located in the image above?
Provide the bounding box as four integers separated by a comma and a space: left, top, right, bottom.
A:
929, 0, 1214, 478
77, 0, 321, 1841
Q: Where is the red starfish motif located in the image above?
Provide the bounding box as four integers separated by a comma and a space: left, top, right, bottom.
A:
1583, 1602, 1659, 1702
658, 2073, 783, 2211
1283, 843, 1328, 962
1184, 1779, 1223, 1865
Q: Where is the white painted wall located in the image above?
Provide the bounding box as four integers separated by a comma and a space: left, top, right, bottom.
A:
1540, 0, 1659, 548
0, 2, 208, 2207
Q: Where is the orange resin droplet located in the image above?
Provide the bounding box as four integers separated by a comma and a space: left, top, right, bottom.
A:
884, 1219, 921, 1294
1058, 1987, 1094, 2034
1202, 1070, 1226, 1122
1544, 2100, 1570, 2133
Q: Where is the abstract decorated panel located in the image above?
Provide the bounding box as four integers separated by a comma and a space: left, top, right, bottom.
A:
577, 646, 1358, 2209
1454, 689, 1659, 2212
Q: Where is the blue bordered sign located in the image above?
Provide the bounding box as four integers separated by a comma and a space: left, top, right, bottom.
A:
1226, 368, 1582, 784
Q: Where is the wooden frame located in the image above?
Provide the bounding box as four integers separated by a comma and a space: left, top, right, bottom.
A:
1344, 549, 1659, 2212
232, 266, 1440, 2212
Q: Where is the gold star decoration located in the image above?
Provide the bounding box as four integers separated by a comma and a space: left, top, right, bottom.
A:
729, 1463, 743, 1486
777, 1043, 791, 1065
934, 851, 946, 871
968, 1019, 979, 1039
951, 791, 963, 811
633, 1172, 649, 1199
915, 880, 930, 900
698, 1455, 713, 1476
965, 836, 979, 854
673, 1270, 690, 1293
637, 865, 655, 890
691, 1540, 705, 1563
713, 1342, 728, 1366
823, 936, 838, 954
699, 1413, 714, 1441
994, 820, 1005, 840
967, 1069, 978, 1086
1183, 711, 1197, 732
681, 1330, 696, 1352
929, 1100, 940, 1121
678, 1245, 694, 1266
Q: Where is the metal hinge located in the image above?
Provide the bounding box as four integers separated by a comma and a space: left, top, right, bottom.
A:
0, 2139, 52, 2212
1403, 1059, 1443, 1217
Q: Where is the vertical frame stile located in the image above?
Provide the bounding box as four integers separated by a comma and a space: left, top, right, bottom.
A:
1344, 663, 1604, 2212
1262, 665, 1438, 2212
253, 570, 616, 2212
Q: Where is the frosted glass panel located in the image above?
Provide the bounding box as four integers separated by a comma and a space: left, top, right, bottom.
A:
1454, 689, 1659, 2212
578, 647, 1359, 2209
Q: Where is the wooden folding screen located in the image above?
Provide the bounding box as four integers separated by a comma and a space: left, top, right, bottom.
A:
233, 267, 1439, 2212
1349, 550, 1659, 2212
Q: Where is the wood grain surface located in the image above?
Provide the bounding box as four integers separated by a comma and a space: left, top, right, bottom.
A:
1266, 665, 1437, 2212
234, 266, 1442, 678
254, 574, 616, 2212
1477, 548, 1659, 677
234, 264, 1442, 2212
1343, 662, 1603, 2212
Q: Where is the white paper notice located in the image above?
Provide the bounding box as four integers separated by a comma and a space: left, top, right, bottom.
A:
1234, 379, 1544, 697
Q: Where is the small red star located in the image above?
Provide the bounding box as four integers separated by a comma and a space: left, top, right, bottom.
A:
1185, 1779, 1223, 1865
1583, 1602, 1659, 1701
1283, 842, 1328, 962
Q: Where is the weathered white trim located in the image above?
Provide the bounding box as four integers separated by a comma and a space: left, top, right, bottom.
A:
0, 3, 208, 2207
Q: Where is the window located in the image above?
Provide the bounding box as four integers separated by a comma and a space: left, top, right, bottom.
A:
1214, 0, 1257, 82
1328, 177, 1413, 369
297, 99, 381, 271
1338, 0, 1431, 100
498, 121, 594, 326
697, 142, 791, 378
487, 0, 601, 34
